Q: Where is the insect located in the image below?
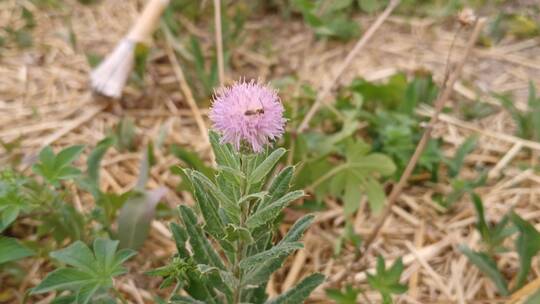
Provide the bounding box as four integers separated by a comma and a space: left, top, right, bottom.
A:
244, 98, 265, 116
244, 108, 265, 116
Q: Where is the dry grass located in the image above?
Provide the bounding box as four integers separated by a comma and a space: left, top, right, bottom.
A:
1, 0, 540, 303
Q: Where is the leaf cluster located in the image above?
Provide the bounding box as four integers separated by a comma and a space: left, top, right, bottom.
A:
31, 238, 136, 304
460, 194, 540, 297
156, 132, 323, 303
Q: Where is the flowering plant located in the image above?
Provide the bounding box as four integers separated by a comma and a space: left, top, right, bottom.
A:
153, 81, 324, 303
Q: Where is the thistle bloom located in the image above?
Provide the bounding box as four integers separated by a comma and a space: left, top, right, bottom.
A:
210, 80, 286, 153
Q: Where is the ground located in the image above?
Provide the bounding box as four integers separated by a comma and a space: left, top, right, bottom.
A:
1, 0, 540, 303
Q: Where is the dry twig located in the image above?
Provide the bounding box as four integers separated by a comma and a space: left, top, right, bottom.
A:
163, 27, 210, 150
296, 0, 401, 133
213, 0, 225, 86
360, 17, 487, 258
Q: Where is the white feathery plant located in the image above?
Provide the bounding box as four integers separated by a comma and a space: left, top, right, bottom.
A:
90, 0, 169, 98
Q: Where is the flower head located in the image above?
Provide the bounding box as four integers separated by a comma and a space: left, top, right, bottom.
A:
210, 80, 286, 152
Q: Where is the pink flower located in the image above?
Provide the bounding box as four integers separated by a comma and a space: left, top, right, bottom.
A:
210, 80, 286, 153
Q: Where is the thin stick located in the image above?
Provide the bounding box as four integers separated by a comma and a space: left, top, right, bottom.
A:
296, 0, 401, 133
214, 0, 225, 86
163, 26, 210, 149
360, 18, 486, 256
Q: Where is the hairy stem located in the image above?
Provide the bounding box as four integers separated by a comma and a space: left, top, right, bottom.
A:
232, 155, 251, 303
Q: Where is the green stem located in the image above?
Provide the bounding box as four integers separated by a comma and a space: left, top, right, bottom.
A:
232, 154, 251, 304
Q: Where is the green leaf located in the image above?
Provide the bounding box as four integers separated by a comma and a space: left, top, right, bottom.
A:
117, 187, 167, 249
225, 224, 254, 243
171, 144, 215, 178
50, 241, 96, 273
510, 213, 540, 291
188, 174, 225, 238
265, 273, 324, 304
524, 288, 540, 304
209, 131, 239, 170
0, 236, 34, 264
190, 170, 240, 224
86, 137, 114, 190
365, 178, 386, 214
261, 166, 294, 210
32, 238, 135, 300
246, 190, 304, 229
358, 0, 383, 13
250, 148, 286, 184
326, 285, 359, 304
342, 175, 363, 215
32, 145, 85, 186
55, 145, 85, 169
447, 136, 477, 178
113, 117, 136, 152
240, 242, 303, 270
238, 191, 267, 207
178, 206, 225, 270
32, 268, 96, 293
367, 256, 408, 302
280, 214, 315, 244
0, 206, 19, 233
243, 214, 314, 286
459, 245, 509, 295
471, 193, 490, 242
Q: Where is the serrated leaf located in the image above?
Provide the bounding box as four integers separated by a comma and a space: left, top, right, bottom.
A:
459, 245, 509, 295
117, 187, 167, 249
0, 236, 34, 264
265, 273, 324, 304
250, 148, 286, 184
246, 190, 304, 229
